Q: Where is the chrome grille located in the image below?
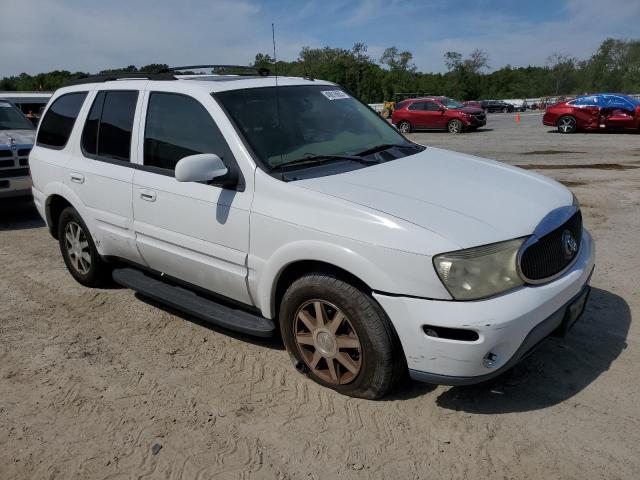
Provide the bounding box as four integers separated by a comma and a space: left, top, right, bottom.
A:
519, 209, 582, 283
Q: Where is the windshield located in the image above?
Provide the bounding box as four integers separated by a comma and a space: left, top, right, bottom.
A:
0, 102, 34, 130
440, 97, 464, 109
216, 85, 414, 169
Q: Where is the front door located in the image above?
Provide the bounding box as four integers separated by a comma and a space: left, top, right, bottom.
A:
132, 91, 253, 305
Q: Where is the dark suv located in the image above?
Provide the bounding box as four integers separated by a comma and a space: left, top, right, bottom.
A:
480, 100, 516, 113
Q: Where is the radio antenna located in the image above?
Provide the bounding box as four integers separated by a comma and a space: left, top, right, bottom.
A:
272, 23, 283, 167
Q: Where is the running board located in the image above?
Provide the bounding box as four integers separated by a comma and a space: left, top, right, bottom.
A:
112, 267, 275, 337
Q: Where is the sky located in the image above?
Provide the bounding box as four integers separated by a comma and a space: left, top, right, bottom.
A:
2, 0, 640, 77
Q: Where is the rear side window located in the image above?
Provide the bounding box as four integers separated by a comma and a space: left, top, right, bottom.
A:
408, 102, 424, 111
37, 92, 87, 148
143, 92, 234, 172
81, 90, 138, 162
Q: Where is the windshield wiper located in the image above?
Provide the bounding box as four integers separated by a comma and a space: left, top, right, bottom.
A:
355, 143, 418, 157
271, 153, 379, 171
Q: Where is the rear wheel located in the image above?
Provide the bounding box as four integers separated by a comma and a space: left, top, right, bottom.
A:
557, 115, 577, 134
447, 119, 463, 134
58, 207, 111, 287
398, 120, 412, 133
279, 273, 404, 399
502, 107, 508, 113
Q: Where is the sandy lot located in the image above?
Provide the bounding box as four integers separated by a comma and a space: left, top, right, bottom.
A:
1, 112, 639, 479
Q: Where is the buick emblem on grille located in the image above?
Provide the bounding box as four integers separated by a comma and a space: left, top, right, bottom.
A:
562, 229, 578, 257
9, 136, 17, 151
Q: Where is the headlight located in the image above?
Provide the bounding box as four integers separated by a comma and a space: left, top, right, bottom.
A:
433, 238, 525, 300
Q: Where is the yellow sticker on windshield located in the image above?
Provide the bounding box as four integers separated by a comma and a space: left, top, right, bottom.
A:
321, 90, 349, 100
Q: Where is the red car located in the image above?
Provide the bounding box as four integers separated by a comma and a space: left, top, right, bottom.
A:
392, 96, 486, 134
543, 94, 640, 133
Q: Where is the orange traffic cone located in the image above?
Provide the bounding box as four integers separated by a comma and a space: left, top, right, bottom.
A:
515, 112, 521, 124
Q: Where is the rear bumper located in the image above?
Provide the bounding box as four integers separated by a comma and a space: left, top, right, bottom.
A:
374, 229, 595, 384
0, 176, 32, 199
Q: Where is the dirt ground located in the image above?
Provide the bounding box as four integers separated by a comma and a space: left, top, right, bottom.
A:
1, 112, 639, 479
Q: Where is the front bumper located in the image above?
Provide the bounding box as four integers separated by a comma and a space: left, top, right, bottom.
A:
374, 229, 595, 384
0, 176, 32, 199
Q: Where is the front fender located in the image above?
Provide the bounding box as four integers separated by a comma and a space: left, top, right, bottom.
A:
249, 235, 452, 319
252, 240, 387, 318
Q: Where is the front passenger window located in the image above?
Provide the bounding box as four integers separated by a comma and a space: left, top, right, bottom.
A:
144, 93, 234, 172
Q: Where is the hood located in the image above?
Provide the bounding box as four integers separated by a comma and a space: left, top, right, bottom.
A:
296, 147, 572, 249
0, 129, 36, 148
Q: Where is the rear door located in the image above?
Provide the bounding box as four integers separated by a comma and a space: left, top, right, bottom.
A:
131, 90, 253, 304
65, 83, 145, 263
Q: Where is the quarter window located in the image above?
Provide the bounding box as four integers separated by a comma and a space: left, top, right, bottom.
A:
37, 92, 88, 148
81, 90, 138, 162
143, 92, 234, 172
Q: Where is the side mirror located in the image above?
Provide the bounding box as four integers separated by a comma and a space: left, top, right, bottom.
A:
439, 106, 446, 112
175, 154, 228, 183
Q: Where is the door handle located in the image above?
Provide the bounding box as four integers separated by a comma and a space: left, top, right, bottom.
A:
139, 189, 156, 202
70, 173, 85, 184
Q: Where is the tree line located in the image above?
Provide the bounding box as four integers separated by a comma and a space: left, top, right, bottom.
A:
2, 38, 639, 103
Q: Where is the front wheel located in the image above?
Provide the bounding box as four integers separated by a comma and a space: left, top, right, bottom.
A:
557, 115, 577, 134
447, 119, 463, 134
397, 120, 412, 134
58, 207, 111, 287
279, 273, 404, 399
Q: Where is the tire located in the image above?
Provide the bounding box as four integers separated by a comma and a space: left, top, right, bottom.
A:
447, 119, 463, 134
58, 207, 111, 287
279, 272, 405, 399
557, 115, 577, 134
397, 120, 412, 134
502, 107, 508, 113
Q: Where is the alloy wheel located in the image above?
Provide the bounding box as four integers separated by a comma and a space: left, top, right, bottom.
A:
558, 117, 576, 133
448, 120, 462, 134
294, 300, 362, 385
398, 121, 411, 133
64, 221, 91, 275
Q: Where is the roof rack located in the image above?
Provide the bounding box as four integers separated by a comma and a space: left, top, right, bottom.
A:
156, 65, 270, 76
65, 72, 175, 86
65, 64, 270, 86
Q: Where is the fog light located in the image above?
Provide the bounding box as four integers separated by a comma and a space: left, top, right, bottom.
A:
483, 351, 499, 368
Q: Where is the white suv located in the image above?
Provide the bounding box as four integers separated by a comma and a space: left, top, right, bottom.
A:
30, 66, 595, 399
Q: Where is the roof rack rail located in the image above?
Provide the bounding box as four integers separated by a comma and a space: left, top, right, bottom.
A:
65, 64, 270, 86
156, 65, 270, 77
65, 71, 176, 86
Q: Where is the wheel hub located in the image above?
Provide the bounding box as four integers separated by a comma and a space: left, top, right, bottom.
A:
293, 300, 362, 385
64, 221, 91, 275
